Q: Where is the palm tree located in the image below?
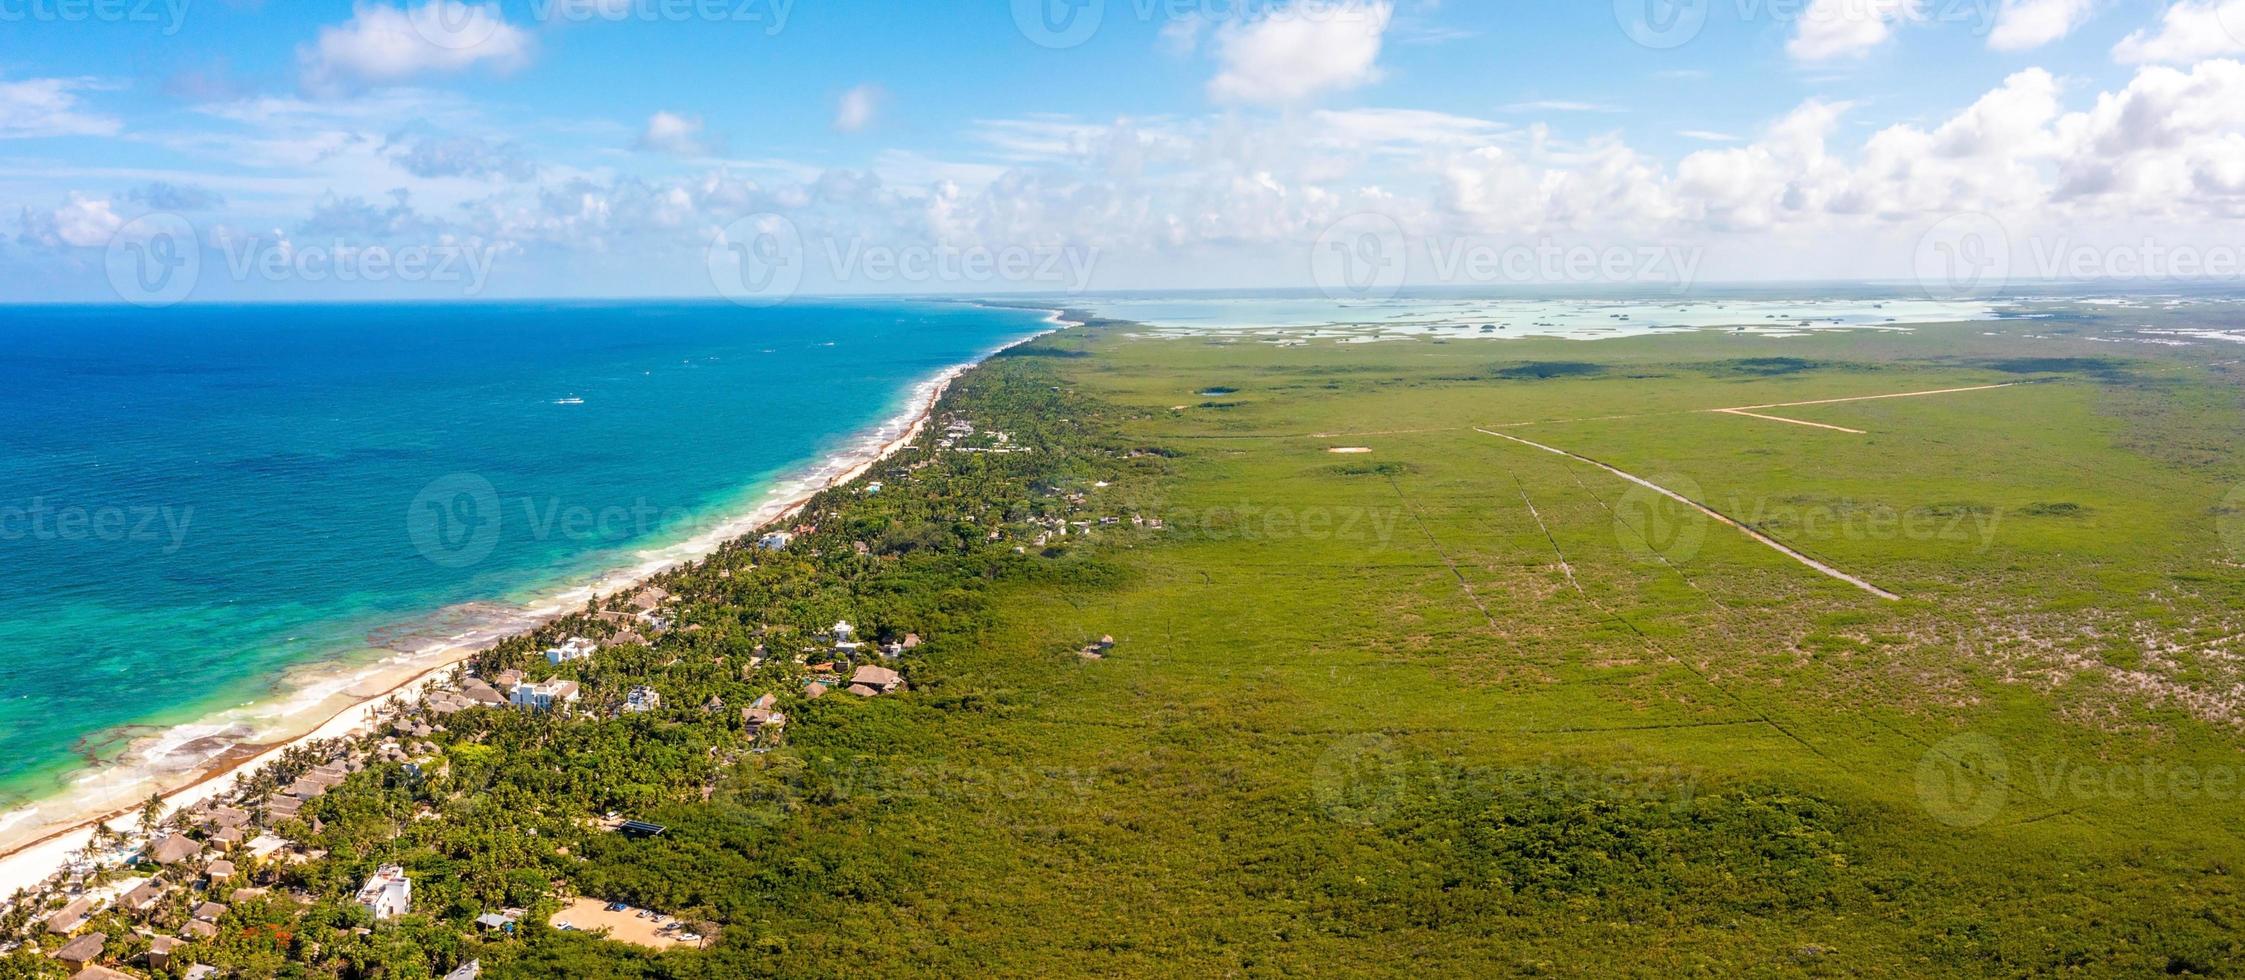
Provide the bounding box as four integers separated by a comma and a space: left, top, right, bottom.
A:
137, 793, 166, 837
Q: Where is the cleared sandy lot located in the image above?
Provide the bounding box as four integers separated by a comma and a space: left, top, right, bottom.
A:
551, 897, 712, 950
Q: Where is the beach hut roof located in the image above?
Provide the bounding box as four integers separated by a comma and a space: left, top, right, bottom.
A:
45, 898, 92, 933
850, 665, 901, 688
54, 932, 105, 962
149, 835, 201, 864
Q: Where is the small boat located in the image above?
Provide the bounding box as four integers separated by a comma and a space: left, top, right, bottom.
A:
554, 396, 585, 405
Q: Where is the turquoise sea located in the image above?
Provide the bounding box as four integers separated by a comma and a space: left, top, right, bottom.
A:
0, 299, 1053, 821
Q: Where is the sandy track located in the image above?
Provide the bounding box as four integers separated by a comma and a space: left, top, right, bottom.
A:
1712, 409, 1869, 434
1474, 428, 1901, 601
1717, 382, 2021, 412
1707, 382, 2022, 434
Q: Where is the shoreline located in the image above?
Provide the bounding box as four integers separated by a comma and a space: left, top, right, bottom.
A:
0, 307, 1079, 898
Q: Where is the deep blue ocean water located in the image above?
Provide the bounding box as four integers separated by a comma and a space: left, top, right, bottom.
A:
0, 299, 1051, 806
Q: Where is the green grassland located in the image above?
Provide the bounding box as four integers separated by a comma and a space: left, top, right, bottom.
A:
707, 312, 2245, 976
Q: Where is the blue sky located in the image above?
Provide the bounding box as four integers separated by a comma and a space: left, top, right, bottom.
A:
4, 0, 2245, 301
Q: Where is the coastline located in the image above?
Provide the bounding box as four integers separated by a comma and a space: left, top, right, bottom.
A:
0, 307, 1079, 898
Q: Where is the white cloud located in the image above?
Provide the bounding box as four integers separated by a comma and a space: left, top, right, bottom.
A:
2047, 59, 2245, 207
972, 115, 1135, 162
25, 34, 2245, 293
1310, 108, 1509, 149
638, 111, 707, 155
49, 194, 124, 248
0, 78, 121, 139
1789, 0, 1921, 62
301, 2, 532, 91
1988, 0, 2096, 51
835, 84, 884, 133
2114, 0, 2245, 63
387, 133, 534, 180
1208, 1, 1394, 104
208, 63, 2245, 262
1499, 100, 1620, 113
1443, 137, 1678, 232
1672, 100, 1853, 229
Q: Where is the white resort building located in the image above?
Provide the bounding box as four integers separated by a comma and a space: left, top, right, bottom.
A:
356, 865, 412, 921
510, 679, 581, 713
544, 636, 597, 665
